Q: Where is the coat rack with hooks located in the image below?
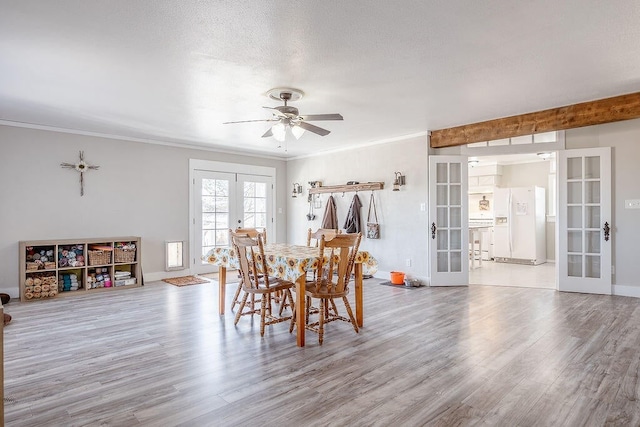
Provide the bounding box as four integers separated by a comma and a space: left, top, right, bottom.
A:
307, 182, 384, 195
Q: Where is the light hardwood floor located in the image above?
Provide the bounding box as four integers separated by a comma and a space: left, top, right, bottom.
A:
3, 279, 640, 426
470, 261, 556, 289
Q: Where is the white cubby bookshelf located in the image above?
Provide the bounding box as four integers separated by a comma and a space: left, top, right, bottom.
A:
18, 237, 142, 302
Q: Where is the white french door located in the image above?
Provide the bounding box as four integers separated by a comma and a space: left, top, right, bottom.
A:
236, 174, 271, 231
192, 170, 273, 273
429, 155, 469, 286
558, 147, 611, 294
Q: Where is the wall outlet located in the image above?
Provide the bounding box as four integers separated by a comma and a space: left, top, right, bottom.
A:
405, 258, 412, 267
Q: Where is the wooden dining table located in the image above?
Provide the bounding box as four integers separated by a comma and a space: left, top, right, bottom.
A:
204, 243, 376, 347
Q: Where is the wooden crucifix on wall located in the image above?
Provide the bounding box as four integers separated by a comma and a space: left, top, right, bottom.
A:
60, 151, 100, 196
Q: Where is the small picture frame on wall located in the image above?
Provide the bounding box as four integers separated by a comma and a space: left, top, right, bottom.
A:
479, 195, 490, 211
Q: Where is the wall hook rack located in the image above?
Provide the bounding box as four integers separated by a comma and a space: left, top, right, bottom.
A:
308, 182, 384, 195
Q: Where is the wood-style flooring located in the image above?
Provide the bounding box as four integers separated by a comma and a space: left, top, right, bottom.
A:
470, 261, 556, 290
3, 279, 640, 426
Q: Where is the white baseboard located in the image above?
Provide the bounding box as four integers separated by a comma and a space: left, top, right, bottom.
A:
0, 270, 201, 301
0, 288, 19, 301
144, 269, 195, 283
612, 284, 640, 299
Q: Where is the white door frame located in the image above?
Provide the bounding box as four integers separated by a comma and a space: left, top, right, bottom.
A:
189, 159, 277, 274
428, 155, 469, 286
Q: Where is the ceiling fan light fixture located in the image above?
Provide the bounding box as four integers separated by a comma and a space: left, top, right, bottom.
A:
291, 125, 305, 139
224, 87, 341, 144
272, 123, 286, 142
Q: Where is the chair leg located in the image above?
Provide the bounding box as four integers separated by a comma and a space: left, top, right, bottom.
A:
265, 293, 272, 317
286, 289, 295, 313
318, 298, 325, 345
289, 302, 296, 333
277, 290, 287, 316
305, 296, 312, 325
231, 282, 243, 310
342, 296, 359, 333
234, 292, 249, 325
329, 298, 339, 316
260, 295, 267, 336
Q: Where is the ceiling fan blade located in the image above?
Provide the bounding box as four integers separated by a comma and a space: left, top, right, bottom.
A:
297, 121, 331, 136
261, 127, 274, 138
262, 106, 288, 118
223, 119, 278, 124
299, 113, 343, 121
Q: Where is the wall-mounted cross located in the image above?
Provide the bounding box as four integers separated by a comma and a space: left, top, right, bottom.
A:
61, 151, 100, 196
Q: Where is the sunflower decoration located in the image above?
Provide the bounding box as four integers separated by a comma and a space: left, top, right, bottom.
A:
61, 151, 100, 196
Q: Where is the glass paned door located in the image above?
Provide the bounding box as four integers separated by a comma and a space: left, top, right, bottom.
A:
558, 148, 611, 294
429, 155, 468, 286
193, 171, 273, 273
193, 170, 236, 273
237, 174, 270, 231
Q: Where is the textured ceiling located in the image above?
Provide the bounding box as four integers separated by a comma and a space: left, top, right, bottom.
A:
2, 1, 640, 158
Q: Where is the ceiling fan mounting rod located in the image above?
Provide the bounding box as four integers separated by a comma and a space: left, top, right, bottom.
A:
280, 91, 292, 106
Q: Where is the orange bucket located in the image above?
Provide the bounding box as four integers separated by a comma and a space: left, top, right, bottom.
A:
390, 271, 405, 285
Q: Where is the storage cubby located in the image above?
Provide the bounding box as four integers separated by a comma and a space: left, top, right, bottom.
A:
25, 245, 57, 272
59, 269, 84, 293
113, 264, 137, 287
87, 266, 113, 289
24, 271, 58, 300
19, 237, 141, 302
57, 243, 86, 268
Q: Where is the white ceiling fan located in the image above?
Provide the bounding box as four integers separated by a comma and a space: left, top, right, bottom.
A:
223, 88, 343, 142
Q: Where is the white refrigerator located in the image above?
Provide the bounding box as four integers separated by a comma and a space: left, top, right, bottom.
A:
493, 186, 546, 265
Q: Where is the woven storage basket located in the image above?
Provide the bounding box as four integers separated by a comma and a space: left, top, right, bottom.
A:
88, 250, 111, 266
26, 262, 39, 272
114, 248, 136, 263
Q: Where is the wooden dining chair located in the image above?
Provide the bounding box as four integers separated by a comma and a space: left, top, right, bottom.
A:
291, 232, 362, 345
232, 233, 295, 336
306, 228, 340, 247
306, 228, 341, 282
232, 227, 267, 244
229, 227, 267, 310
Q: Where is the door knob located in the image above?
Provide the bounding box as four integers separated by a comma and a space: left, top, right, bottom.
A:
431, 222, 436, 240
603, 222, 610, 241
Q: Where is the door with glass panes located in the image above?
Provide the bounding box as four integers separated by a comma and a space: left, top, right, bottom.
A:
193, 170, 273, 273
558, 147, 611, 294
429, 155, 469, 286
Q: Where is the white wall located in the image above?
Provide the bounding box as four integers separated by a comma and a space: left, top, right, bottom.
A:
6, 118, 638, 298
0, 125, 287, 297
566, 118, 640, 293
500, 161, 549, 189
287, 135, 429, 282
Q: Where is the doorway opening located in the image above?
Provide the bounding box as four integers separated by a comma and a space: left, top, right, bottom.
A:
467, 152, 557, 290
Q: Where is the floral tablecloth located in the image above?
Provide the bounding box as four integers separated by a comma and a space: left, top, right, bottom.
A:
204, 243, 378, 280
